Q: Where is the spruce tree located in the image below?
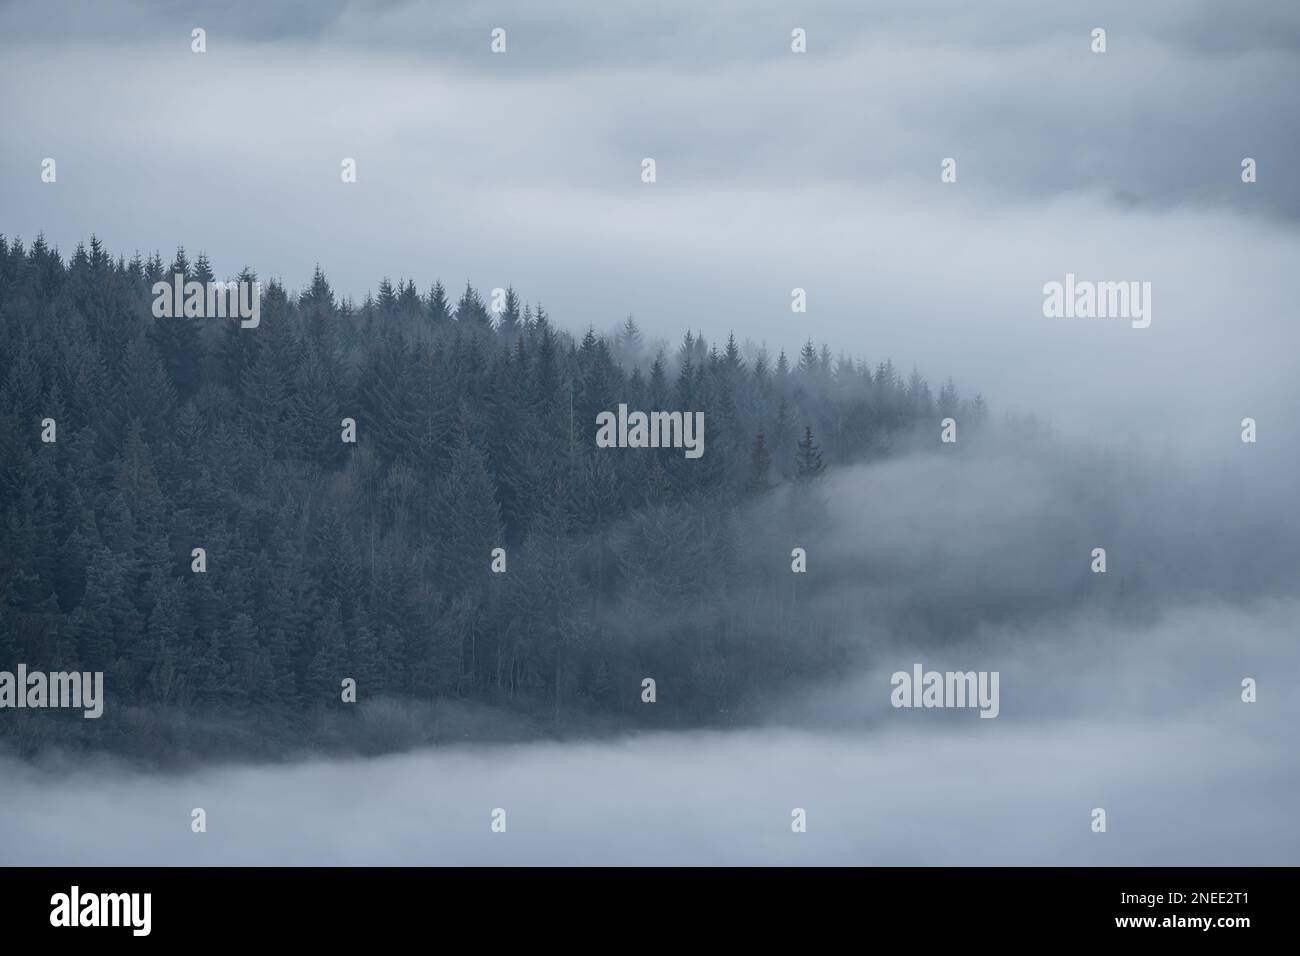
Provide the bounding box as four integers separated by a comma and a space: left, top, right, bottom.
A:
498, 286, 522, 339
455, 281, 491, 327
427, 280, 451, 323
748, 428, 773, 493
795, 425, 825, 480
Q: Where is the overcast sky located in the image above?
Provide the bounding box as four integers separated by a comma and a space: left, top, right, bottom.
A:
3, 0, 1297, 438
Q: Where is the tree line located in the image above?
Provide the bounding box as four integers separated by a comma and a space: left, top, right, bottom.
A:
0, 234, 986, 757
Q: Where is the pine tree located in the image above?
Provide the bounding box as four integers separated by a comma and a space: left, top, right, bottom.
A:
724, 332, 745, 373
192, 252, 214, 284
798, 338, 819, 375
0, 232, 978, 756
648, 352, 668, 407
621, 315, 641, 352
434, 429, 504, 595
795, 425, 825, 480
938, 378, 959, 419
773, 393, 794, 477
302, 264, 335, 314
305, 601, 349, 704
397, 279, 422, 321
498, 286, 522, 339
377, 278, 398, 316
748, 428, 773, 493
427, 281, 451, 324
455, 281, 491, 327
149, 247, 203, 401
114, 335, 177, 443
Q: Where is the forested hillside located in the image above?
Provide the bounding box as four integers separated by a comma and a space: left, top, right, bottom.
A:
0, 234, 985, 758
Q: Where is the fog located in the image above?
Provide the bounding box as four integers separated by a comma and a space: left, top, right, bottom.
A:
2, 0, 1296, 866
3, 430, 1296, 865
1, 599, 1294, 865
3, 1, 1298, 438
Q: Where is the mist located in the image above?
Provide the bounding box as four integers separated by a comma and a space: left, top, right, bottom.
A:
4, 1, 1298, 440
3, 423, 1296, 865
1, 599, 1293, 865
2, 0, 1296, 866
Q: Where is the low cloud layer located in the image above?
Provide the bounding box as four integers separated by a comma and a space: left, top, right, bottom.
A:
2, 597, 1294, 865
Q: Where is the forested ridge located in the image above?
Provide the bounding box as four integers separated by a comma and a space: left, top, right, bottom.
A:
0, 234, 987, 758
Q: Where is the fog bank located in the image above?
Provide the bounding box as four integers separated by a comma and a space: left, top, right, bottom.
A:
3, 596, 1294, 865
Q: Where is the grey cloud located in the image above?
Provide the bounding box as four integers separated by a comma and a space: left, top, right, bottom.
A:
3, 594, 1295, 866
